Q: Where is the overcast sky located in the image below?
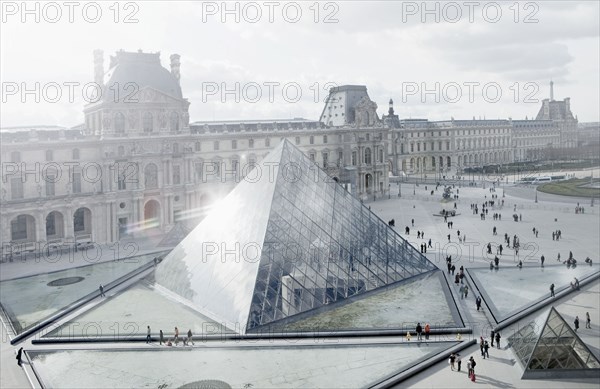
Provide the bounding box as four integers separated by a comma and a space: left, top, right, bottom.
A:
1, 0, 599, 128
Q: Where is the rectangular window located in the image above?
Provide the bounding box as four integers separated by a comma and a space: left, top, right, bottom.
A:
214, 141, 220, 151
323, 152, 328, 168
72, 172, 81, 194
173, 165, 181, 185
249, 139, 254, 148
46, 176, 55, 196
417, 143, 420, 152
352, 151, 357, 165
438, 141, 442, 151
338, 151, 343, 166
310, 136, 314, 145
231, 140, 237, 149
118, 174, 126, 190
323, 135, 328, 144
446, 141, 450, 150
11, 177, 23, 199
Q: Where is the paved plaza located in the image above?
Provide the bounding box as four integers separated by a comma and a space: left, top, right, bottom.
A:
1, 173, 599, 388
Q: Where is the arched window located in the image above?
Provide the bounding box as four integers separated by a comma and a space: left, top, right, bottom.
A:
143, 112, 153, 132
144, 163, 158, 189
170, 112, 179, 132
114, 112, 125, 133
364, 148, 372, 165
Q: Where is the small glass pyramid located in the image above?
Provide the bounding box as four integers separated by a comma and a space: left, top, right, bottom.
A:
155, 140, 437, 334
509, 307, 600, 378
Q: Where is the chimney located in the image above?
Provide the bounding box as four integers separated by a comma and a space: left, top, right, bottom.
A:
550, 80, 554, 101
93, 49, 104, 86
170, 54, 181, 84
388, 98, 394, 115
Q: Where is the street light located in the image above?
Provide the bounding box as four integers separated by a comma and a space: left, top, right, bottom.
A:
398, 182, 401, 197
388, 183, 391, 199
535, 190, 538, 203
413, 184, 416, 195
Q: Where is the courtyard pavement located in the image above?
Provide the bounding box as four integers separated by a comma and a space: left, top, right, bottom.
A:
1, 175, 599, 388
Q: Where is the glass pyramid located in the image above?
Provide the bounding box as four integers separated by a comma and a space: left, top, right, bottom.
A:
509, 307, 600, 378
154, 140, 437, 334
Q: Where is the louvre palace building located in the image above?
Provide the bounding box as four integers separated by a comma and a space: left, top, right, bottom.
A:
0, 50, 580, 250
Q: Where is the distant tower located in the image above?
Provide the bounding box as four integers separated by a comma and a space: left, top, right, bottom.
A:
93, 49, 104, 86
550, 80, 554, 101
170, 54, 181, 84
388, 98, 394, 115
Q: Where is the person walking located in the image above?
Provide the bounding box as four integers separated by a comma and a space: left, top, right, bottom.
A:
586, 312, 591, 329
479, 337, 485, 358
476, 296, 482, 311
16, 347, 23, 367
541, 255, 545, 267
495, 332, 501, 348
99, 284, 105, 298
464, 285, 469, 299
456, 354, 462, 372
186, 329, 194, 345
490, 330, 495, 347
416, 322, 423, 341
146, 326, 151, 343
484, 340, 490, 359
174, 327, 180, 345
449, 353, 456, 370
550, 283, 555, 298
574, 316, 580, 332
159, 329, 164, 345
424, 323, 430, 340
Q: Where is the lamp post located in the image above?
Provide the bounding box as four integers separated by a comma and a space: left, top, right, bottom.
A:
413, 184, 416, 195
535, 190, 538, 203
398, 182, 401, 197
388, 183, 391, 199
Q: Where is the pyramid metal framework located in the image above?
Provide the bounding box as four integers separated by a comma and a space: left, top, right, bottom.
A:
155, 140, 437, 334
509, 307, 600, 379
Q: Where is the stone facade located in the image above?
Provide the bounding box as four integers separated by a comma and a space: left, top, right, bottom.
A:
0, 51, 581, 250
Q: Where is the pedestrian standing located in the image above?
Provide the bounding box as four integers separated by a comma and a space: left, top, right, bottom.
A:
416, 322, 423, 341
16, 347, 23, 367
412, 218, 414, 227
449, 353, 456, 370
459, 285, 465, 299
484, 340, 490, 358
457, 354, 462, 371
186, 329, 194, 345
146, 325, 151, 343
159, 330, 164, 345
464, 285, 469, 299
495, 332, 501, 348
476, 296, 482, 311
574, 316, 580, 332
469, 357, 477, 381
541, 255, 545, 267
99, 284, 105, 297
174, 327, 180, 345
586, 312, 591, 329
550, 283, 555, 298
425, 323, 430, 340
490, 330, 495, 347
